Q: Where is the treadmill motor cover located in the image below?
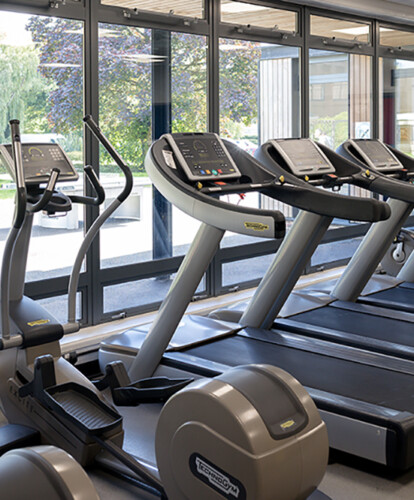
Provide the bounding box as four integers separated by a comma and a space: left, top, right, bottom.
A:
155, 364, 328, 500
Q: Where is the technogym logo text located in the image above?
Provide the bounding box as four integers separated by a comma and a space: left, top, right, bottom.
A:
196, 457, 239, 497
189, 453, 246, 500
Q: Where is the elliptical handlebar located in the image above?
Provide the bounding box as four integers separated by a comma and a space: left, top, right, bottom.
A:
83, 115, 133, 203
9, 120, 27, 229
27, 168, 60, 213
69, 165, 105, 206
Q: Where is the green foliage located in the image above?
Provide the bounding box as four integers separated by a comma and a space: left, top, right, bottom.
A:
171, 33, 207, 133
0, 17, 259, 175
0, 43, 46, 142
219, 40, 260, 138
0, 189, 15, 200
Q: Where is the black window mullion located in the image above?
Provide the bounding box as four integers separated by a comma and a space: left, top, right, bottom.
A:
83, 0, 102, 325
373, 20, 380, 139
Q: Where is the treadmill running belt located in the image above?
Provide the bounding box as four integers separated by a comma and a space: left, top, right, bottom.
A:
360, 286, 414, 313
183, 335, 414, 412
283, 306, 414, 350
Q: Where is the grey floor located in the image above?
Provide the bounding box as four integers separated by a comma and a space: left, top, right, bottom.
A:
1, 392, 414, 499
88, 455, 414, 500
92, 403, 414, 499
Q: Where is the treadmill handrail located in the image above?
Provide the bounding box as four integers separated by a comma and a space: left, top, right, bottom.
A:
255, 142, 390, 223
147, 139, 286, 239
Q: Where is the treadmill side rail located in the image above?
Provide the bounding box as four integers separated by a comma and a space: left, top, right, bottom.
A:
319, 410, 388, 464
161, 348, 414, 470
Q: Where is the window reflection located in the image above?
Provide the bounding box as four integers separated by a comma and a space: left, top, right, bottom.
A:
380, 58, 414, 155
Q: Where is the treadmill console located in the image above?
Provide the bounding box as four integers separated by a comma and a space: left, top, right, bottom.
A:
0, 143, 78, 185
348, 139, 402, 172
162, 133, 241, 182
269, 138, 336, 177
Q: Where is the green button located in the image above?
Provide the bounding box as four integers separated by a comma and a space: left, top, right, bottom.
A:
212, 170, 218, 175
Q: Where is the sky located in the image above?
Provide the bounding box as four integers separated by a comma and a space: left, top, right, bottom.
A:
0, 11, 33, 46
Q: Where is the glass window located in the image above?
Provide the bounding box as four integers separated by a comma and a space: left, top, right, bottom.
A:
222, 254, 275, 287
309, 49, 372, 149
0, 11, 84, 282
311, 84, 324, 101
380, 27, 414, 50
219, 38, 300, 247
101, 0, 205, 19
380, 58, 414, 155
310, 15, 371, 44
311, 236, 364, 269
37, 293, 82, 325
220, 39, 300, 150
103, 274, 205, 313
220, 1, 297, 32
98, 24, 207, 268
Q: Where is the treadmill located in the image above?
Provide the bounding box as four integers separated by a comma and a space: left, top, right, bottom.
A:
331, 139, 414, 313
101, 133, 414, 470
209, 139, 414, 363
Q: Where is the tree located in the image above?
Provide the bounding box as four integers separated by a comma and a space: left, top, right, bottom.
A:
26, 16, 83, 135
0, 40, 46, 143
171, 32, 207, 133
219, 39, 261, 139
25, 19, 260, 172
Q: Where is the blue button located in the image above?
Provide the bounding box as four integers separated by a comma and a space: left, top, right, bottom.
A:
200, 170, 205, 175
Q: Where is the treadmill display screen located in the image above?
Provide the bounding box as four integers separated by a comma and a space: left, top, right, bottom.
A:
164, 133, 241, 182
352, 140, 402, 171
272, 139, 335, 177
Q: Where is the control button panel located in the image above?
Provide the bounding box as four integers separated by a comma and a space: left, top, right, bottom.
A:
163, 133, 241, 182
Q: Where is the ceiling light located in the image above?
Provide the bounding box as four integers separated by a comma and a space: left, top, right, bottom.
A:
121, 54, 167, 63
221, 1, 269, 14
333, 26, 369, 36
40, 63, 81, 68
219, 43, 249, 50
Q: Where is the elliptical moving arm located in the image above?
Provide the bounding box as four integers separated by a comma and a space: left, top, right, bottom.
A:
1, 121, 27, 343
9, 120, 26, 229
0, 122, 67, 348
64, 116, 133, 333
83, 115, 133, 203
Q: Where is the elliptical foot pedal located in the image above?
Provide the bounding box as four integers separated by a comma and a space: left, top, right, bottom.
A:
18, 355, 122, 437
97, 361, 193, 406
45, 383, 122, 435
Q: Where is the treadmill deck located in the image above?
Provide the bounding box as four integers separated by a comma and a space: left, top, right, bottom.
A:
277, 303, 414, 361
359, 284, 414, 313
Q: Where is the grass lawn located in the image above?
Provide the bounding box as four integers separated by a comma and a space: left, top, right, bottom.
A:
0, 189, 14, 200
